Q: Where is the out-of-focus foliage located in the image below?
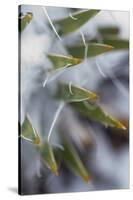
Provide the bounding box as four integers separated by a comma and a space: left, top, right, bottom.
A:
66, 43, 114, 59
47, 54, 81, 69
70, 101, 126, 129
98, 26, 120, 36
21, 117, 40, 144
55, 82, 97, 102
90, 37, 129, 50
66, 25, 129, 58
52, 9, 100, 36
61, 138, 90, 182
40, 141, 58, 175
19, 12, 33, 32
19, 8, 128, 185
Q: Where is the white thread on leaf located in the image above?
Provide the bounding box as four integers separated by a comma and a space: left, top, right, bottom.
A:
73, 97, 91, 102
21, 135, 33, 143
27, 115, 39, 139
33, 127, 38, 138
48, 64, 71, 83
80, 31, 87, 48
79, 31, 89, 86
52, 143, 65, 151
95, 58, 107, 78
80, 31, 88, 62
43, 64, 71, 88
84, 44, 88, 60
48, 102, 65, 142
83, 101, 96, 111
69, 13, 78, 20
43, 74, 49, 87
69, 82, 74, 95
43, 7, 62, 41
68, 97, 92, 103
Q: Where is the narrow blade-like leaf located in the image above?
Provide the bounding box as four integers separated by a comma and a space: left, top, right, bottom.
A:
61, 139, 90, 182
90, 38, 129, 50
66, 43, 113, 59
53, 9, 100, 36
98, 26, 120, 36
47, 53, 81, 69
101, 38, 129, 49
70, 100, 126, 130
40, 141, 58, 175
55, 82, 97, 102
21, 117, 40, 144
19, 12, 33, 32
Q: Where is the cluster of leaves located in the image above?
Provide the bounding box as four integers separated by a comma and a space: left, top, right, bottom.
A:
19, 9, 128, 183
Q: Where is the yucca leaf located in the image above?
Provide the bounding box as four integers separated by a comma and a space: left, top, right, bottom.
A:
61, 139, 90, 182
66, 43, 113, 59
55, 82, 97, 102
21, 117, 41, 144
98, 26, 120, 36
40, 141, 58, 175
19, 12, 33, 32
101, 38, 129, 49
47, 53, 81, 69
90, 37, 129, 50
70, 100, 126, 130
53, 9, 100, 36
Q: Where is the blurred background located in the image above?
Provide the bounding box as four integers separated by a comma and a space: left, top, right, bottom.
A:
19, 5, 129, 195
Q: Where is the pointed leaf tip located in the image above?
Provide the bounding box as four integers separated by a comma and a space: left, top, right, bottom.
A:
110, 118, 127, 130
40, 141, 58, 175
55, 82, 97, 103
19, 12, 33, 32
53, 9, 100, 36
21, 117, 41, 145
47, 53, 81, 70
33, 134, 41, 145
61, 139, 90, 183
66, 43, 114, 59
70, 101, 127, 130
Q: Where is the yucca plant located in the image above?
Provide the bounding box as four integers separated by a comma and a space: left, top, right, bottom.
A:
19, 7, 129, 188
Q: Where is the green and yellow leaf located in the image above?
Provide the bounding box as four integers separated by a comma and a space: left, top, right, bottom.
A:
101, 38, 129, 49
40, 141, 58, 175
53, 9, 100, 36
98, 26, 120, 37
47, 53, 81, 70
21, 117, 40, 145
70, 100, 126, 130
61, 139, 90, 182
19, 12, 33, 32
66, 43, 113, 59
90, 37, 129, 50
55, 82, 97, 102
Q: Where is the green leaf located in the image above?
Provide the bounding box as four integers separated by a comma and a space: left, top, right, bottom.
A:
47, 53, 81, 70
90, 37, 129, 50
21, 117, 41, 144
19, 12, 33, 32
66, 43, 113, 59
40, 141, 58, 175
98, 26, 120, 36
55, 82, 97, 102
53, 9, 100, 36
61, 139, 90, 182
70, 100, 126, 130
101, 38, 129, 49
